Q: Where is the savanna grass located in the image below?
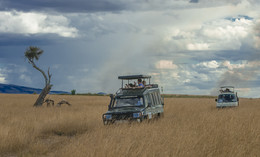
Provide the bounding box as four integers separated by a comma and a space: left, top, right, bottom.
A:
0, 94, 259, 157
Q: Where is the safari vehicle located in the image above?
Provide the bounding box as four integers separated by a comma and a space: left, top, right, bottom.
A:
215, 86, 239, 108
102, 75, 164, 125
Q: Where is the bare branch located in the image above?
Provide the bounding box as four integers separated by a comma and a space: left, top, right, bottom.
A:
47, 67, 52, 85
31, 61, 48, 86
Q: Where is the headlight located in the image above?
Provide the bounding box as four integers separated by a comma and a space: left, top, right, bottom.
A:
133, 112, 142, 118
104, 114, 112, 120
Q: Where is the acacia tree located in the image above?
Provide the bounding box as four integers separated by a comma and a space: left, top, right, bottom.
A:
25, 46, 52, 107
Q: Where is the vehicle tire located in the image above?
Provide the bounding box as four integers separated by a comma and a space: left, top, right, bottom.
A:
158, 112, 164, 118
137, 118, 142, 123
103, 120, 109, 125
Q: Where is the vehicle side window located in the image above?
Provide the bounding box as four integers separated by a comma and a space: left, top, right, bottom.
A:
156, 92, 161, 104
144, 95, 151, 107
152, 93, 158, 106
153, 93, 158, 105
149, 93, 155, 106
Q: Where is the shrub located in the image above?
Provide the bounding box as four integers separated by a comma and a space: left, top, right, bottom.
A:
71, 89, 76, 95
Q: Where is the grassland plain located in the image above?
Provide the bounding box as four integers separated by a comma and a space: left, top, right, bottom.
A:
0, 94, 259, 157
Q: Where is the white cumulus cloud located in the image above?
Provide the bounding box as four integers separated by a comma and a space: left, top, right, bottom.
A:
221, 60, 246, 70
155, 60, 178, 69
0, 11, 78, 37
0, 69, 7, 83
187, 43, 209, 50
195, 60, 220, 69
0, 76, 6, 83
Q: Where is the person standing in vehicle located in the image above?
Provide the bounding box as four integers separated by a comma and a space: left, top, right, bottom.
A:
138, 78, 144, 87
142, 80, 146, 86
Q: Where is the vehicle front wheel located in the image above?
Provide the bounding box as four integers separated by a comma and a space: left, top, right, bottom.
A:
137, 117, 143, 123
103, 120, 109, 125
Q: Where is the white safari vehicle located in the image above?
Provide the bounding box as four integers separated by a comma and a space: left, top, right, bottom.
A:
215, 86, 239, 108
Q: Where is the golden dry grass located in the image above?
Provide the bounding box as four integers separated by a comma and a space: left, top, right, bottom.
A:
0, 94, 259, 157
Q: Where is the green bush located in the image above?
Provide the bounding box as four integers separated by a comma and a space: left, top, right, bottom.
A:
71, 89, 76, 95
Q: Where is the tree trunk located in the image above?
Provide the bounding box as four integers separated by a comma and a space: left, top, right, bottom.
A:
33, 84, 52, 107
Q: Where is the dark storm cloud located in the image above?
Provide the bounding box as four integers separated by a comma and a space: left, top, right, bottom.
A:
1, 0, 259, 96
209, 41, 260, 95
0, 33, 80, 74
0, 33, 57, 46
0, 0, 245, 13
218, 46, 260, 62
214, 64, 260, 90
0, 0, 126, 12
191, 46, 260, 64
189, 0, 199, 3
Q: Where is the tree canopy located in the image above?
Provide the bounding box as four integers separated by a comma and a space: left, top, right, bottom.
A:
25, 46, 44, 63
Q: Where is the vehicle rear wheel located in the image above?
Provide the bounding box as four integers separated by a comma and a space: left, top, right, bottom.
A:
158, 112, 164, 118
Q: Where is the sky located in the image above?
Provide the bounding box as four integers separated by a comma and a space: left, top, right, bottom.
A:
0, 0, 260, 97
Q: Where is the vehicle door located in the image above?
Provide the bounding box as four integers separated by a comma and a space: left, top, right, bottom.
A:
150, 92, 162, 115
152, 91, 163, 114
144, 93, 155, 119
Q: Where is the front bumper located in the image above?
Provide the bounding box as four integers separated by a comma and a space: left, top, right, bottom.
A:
216, 102, 238, 108
102, 112, 143, 124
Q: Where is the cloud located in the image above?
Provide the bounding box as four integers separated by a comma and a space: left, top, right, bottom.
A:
19, 74, 32, 84
155, 60, 178, 69
0, 0, 248, 13
153, 59, 260, 97
0, 0, 125, 13
0, 0, 260, 98
0, 64, 43, 87
187, 43, 209, 50
196, 16, 253, 51
195, 60, 220, 69
150, 60, 223, 94
253, 19, 260, 49
0, 74, 6, 83
221, 60, 245, 70
0, 77, 6, 83
0, 11, 78, 37
0, 67, 7, 83
189, 0, 199, 3
211, 60, 260, 96
150, 14, 255, 56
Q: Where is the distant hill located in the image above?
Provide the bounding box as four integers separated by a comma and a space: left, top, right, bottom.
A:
97, 92, 107, 95
0, 83, 69, 94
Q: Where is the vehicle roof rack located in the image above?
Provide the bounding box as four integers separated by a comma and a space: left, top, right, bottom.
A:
220, 86, 234, 89
219, 86, 235, 93
118, 75, 151, 80
118, 74, 152, 88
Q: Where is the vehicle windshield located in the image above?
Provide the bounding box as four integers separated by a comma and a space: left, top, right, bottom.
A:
113, 96, 144, 108
218, 94, 237, 102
